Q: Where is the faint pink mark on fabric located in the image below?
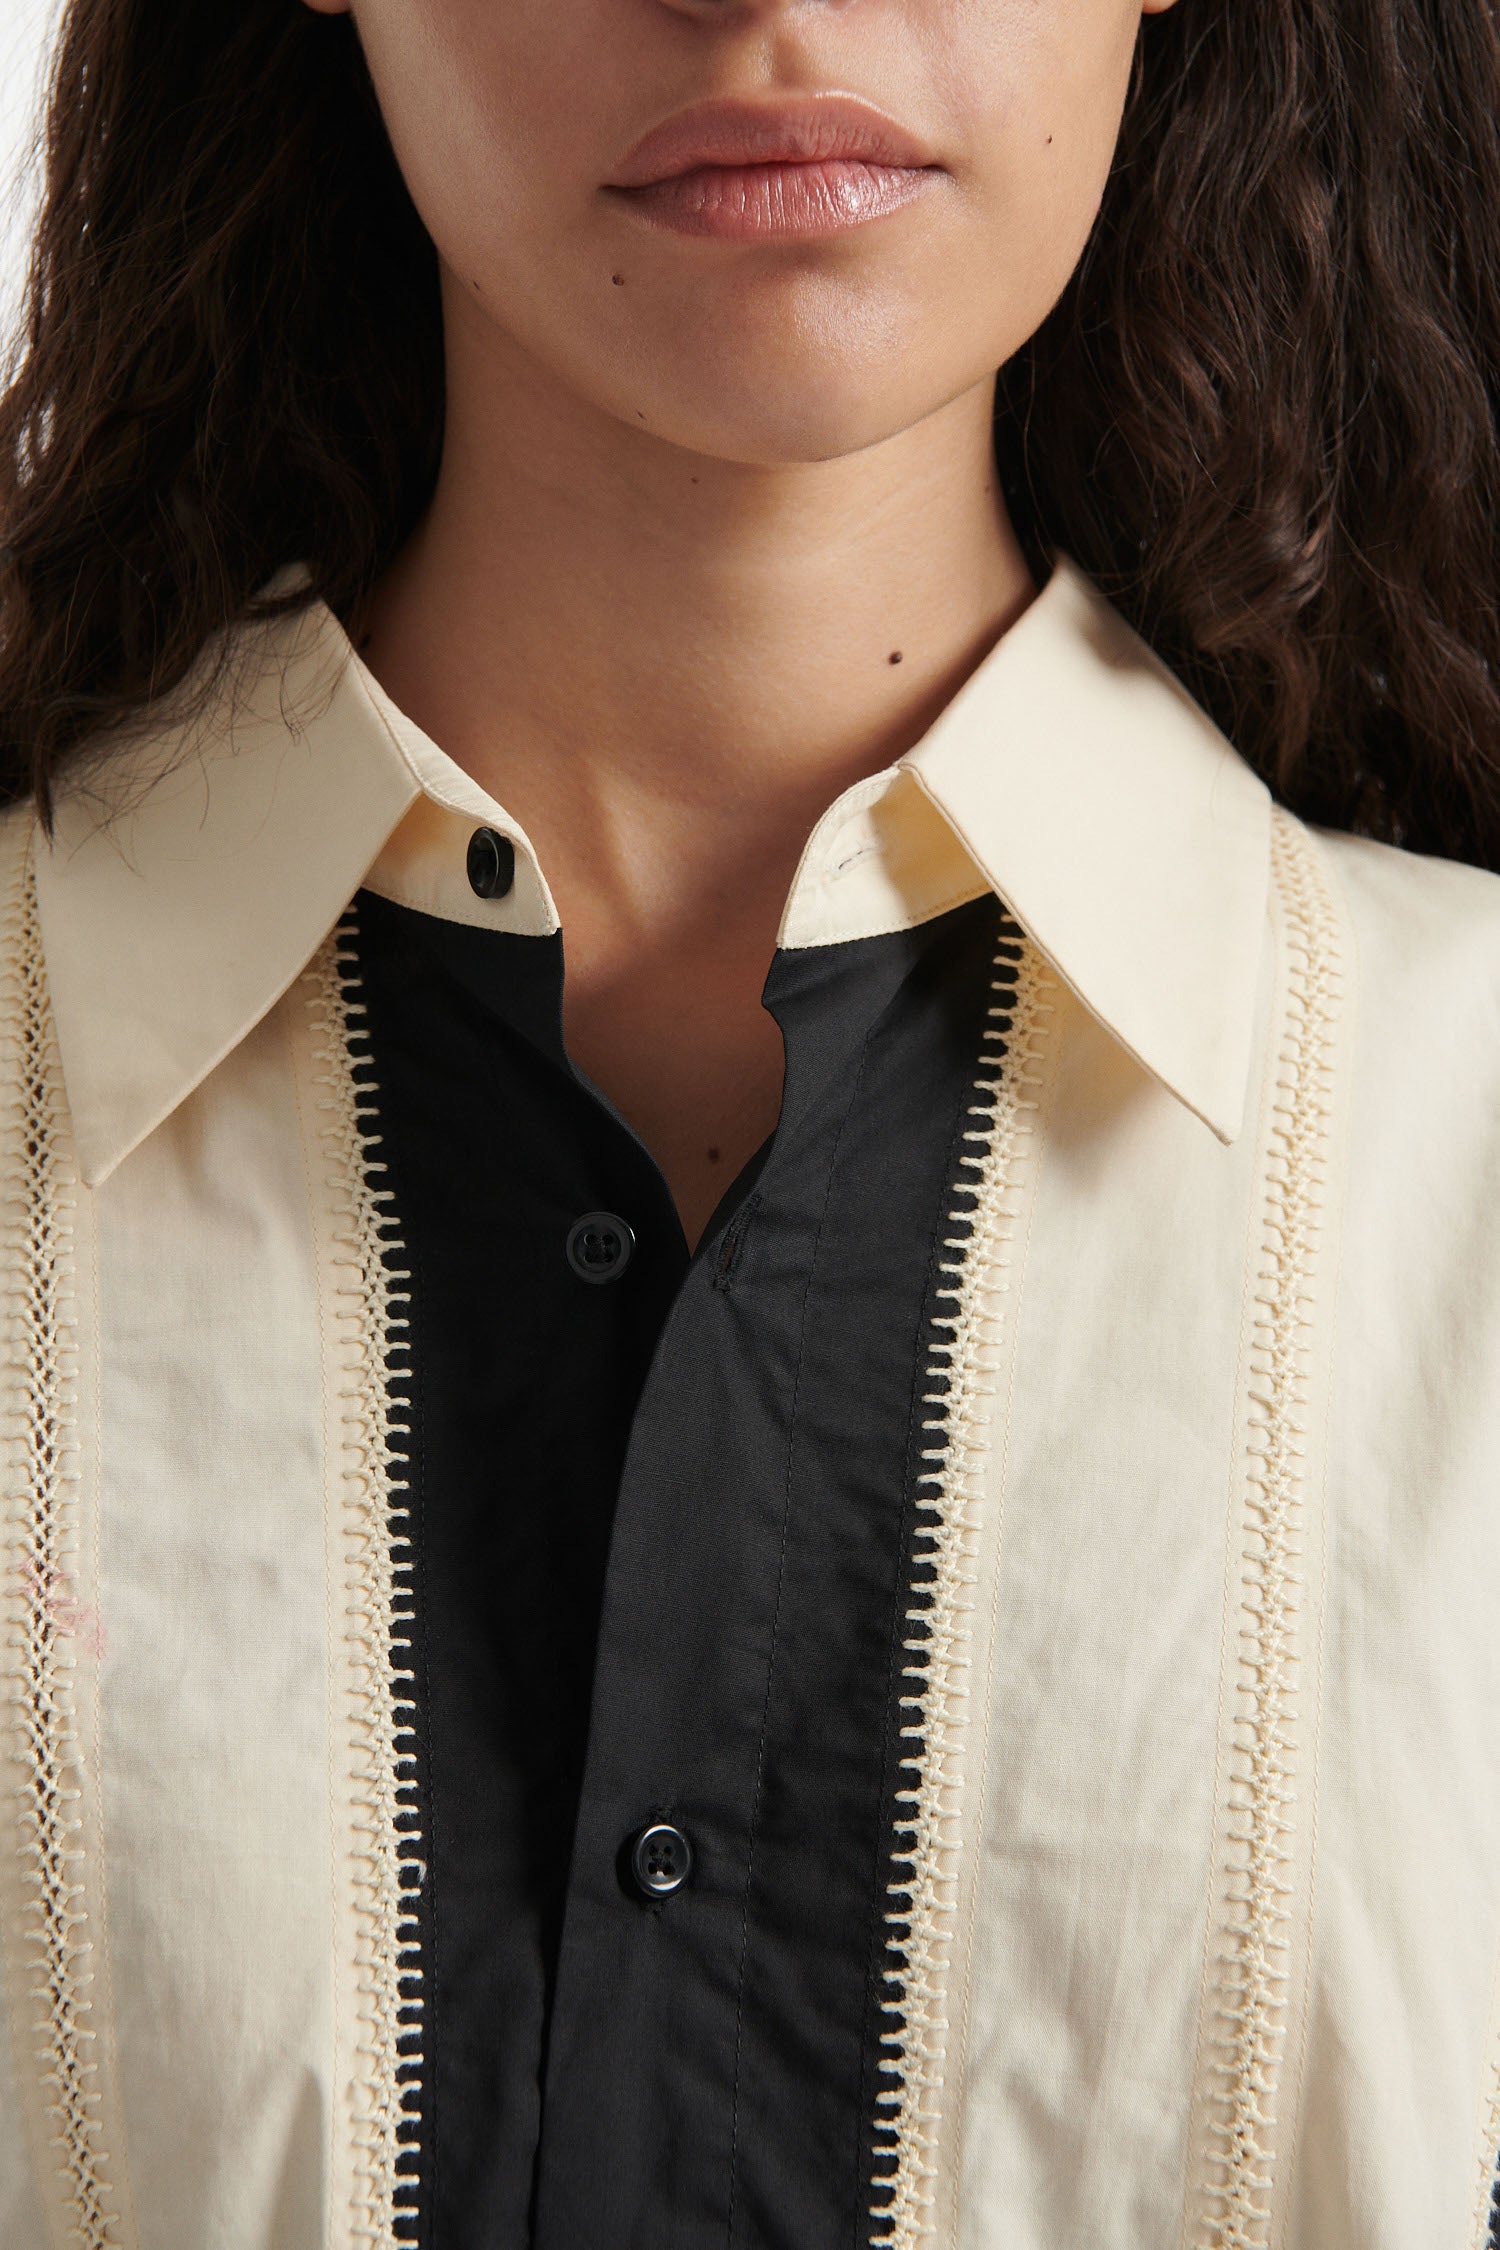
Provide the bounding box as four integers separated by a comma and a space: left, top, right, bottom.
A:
14, 1558, 107, 1660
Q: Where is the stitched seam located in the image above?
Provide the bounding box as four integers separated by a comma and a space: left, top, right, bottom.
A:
405, 1234, 438, 2234
870, 919, 1050, 2250
368, 1065, 435, 2238
1177, 898, 1280, 2250
1194, 807, 1342, 2249
1467, 1924, 1500, 2250
782, 880, 992, 955
381, 1119, 426, 2244
938, 946, 1054, 2250
856, 1068, 976, 2248
1273, 838, 1352, 2244
82, 1146, 138, 2249
1470, 2055, 1500, 2244
291, 981, 350, 2250
1178, 1166, 1259, 2250
724, 1023, 879, 2250
0, 834, 121, 2244
303, 913, 423, 2248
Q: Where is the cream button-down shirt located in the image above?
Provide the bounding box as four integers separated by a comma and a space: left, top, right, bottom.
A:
2, 554, 1499, 2250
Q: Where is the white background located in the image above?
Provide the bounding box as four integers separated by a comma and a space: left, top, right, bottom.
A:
1, 0, 59, 352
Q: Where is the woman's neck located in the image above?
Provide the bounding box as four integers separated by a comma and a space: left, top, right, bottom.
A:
358, 288, 1035, 960
356, 291, 1037, 1246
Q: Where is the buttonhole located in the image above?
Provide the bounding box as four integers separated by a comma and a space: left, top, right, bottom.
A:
713, 1190, 761, 1294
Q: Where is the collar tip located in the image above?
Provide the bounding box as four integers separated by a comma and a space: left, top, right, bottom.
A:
75, 1138, 119, 1192
1188, 1077, 1249, 1149
70, 1103, 144, 1191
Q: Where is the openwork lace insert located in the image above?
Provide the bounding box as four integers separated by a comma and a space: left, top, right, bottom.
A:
871, 917, 1052, 2250
1196, 808, 1343, 2248
1469, 2049, 1500, 2249
304, 917, 423, 2247
0, 838, 120, 2244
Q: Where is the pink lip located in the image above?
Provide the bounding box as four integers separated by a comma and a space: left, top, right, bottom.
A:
605, 93, 941, 241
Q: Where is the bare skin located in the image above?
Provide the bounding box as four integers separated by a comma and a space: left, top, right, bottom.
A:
303, 0, 1178, 1249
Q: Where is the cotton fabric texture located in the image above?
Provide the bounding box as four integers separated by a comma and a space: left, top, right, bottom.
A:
345, 872, 1014, 2249
2, 555, 1499, 2250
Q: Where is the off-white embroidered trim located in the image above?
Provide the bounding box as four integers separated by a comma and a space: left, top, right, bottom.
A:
0, 835, 120, 2244
1468, 2053, 1500, 2249
871, 918, 1052, 2250
304, 920, 422, 2247
1196, 808, 1342, 2248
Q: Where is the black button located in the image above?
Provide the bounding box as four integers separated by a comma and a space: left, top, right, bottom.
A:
627, 1822, 693, 1899
466, 826, 515, 900
566, 1211, 635, 1283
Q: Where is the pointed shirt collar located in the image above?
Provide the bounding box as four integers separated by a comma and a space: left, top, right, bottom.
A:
33, 554, 1270, 1188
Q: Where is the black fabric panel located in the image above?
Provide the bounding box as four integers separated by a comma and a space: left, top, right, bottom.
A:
354, 881, 1004, 2250
532, 893, 1004, 2250
354, 892, 698, 2249
864, 915, 1024, 2226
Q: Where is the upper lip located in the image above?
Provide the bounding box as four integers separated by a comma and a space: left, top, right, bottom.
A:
608, 94, 939, 189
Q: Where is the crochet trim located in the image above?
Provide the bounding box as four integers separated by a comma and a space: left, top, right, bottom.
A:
871, 916, 1052, 2250
1469, 2052, 1500, 2249
303, 918, 422, 2246
0, 835, 121, 2244
1195, 807, 1343, 2247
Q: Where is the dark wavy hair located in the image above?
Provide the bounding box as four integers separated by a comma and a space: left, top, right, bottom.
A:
2, 0, 1499, 861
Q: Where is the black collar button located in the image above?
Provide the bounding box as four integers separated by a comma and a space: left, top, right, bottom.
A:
466, 826, 516, 900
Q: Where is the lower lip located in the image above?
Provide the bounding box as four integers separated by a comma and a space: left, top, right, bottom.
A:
607, 158, 937, 241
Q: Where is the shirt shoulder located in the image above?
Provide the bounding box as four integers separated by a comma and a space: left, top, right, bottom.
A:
1309, 816, 1500, 1005
1313, 813, 1500, 916
1301, 819, 1500, 1176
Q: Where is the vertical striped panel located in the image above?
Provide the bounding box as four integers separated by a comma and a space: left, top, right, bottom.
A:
301, 916, 423, 2247
0, 827, 123, 2245
871, 916, 1054, 2249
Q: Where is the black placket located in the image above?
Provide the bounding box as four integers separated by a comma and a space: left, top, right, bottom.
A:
353, 884, 1007, 2250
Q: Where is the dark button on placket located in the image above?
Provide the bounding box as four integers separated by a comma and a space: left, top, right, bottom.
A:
626, 1822, 694, 1900
566, 1211, 635, 1284
466, 825, 516, 899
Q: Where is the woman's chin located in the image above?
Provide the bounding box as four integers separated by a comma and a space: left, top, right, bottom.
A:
595, 350, 965, 471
